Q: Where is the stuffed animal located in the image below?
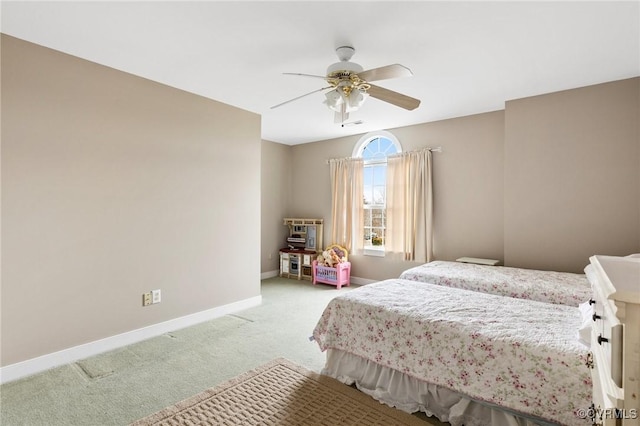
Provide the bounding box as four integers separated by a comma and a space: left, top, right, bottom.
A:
322, 250, 334, 267
316, 248, 345, 268
329, 250, 342, 266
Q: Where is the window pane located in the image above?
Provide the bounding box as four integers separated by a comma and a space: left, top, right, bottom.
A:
364, 209, 372, 227
373, 186, 384, 204
363, 166, 373, 182
359, 135, 399, 250
372, 208, 384, 226
363, 137, 395, 160
372, 164, 385, 186
363, 166, 372, 204
371, 227, 385, 244
361, 139, 376, 159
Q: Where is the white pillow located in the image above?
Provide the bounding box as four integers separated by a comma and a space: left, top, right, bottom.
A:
577, 301, 593, 347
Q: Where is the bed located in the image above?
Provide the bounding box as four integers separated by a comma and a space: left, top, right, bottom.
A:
312, 279, 593, 426
399, 260, 592, 307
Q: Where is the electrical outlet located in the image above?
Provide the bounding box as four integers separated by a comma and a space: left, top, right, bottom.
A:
151, 289, 161, 304
142, 292, 152, 306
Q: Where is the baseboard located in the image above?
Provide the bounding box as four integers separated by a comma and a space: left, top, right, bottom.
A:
349, 276, 378, 285
260, 270, 279, 280
0, 295, 262, 384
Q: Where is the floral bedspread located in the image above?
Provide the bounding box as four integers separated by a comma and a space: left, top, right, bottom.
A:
399, 260, 592, 306
313, 279, 592, 426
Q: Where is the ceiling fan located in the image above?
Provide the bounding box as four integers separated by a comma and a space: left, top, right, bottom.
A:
271, 46, 421, 124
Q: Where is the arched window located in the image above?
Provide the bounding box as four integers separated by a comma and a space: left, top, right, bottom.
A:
353, 131, 401, 253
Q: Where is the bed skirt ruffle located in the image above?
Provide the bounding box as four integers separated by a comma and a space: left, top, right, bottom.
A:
321, 349, 557, 426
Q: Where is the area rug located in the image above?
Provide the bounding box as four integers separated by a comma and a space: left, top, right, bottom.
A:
130, 357, 432, 425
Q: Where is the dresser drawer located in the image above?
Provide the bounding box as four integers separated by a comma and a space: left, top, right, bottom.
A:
590, 327, 624, 407
591, 287, 623, 387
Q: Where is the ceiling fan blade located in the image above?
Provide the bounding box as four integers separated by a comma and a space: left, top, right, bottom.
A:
367, 84, 421, 111
283, 72, 328, 80
270, 86, 332, 109
358, 64, 413, 83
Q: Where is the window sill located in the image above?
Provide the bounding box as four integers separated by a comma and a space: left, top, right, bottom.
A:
363, 247, 385, 257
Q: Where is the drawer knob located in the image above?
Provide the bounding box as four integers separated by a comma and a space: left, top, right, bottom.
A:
592, 312, 602, 321
597, 334, 609, 345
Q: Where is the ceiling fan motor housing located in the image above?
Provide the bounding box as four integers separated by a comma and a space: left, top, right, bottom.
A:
327, 46, 363, 75
327, 61, 363, 75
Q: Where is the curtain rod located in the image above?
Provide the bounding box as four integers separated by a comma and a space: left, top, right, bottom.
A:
325, 156, 360, 164
415, 146, 443, 152
325, 146, 442, 164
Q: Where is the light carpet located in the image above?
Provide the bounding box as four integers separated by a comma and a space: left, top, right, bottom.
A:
129, 357, 431, 426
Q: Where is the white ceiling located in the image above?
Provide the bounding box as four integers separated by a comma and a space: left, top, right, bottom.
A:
2, 1, 639, 145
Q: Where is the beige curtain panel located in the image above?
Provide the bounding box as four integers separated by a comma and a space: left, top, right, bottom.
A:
386, 149, 434, 262
329, 157, 364, 253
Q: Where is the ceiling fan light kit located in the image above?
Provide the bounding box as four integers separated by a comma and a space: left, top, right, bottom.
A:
324, 86, 368, 113
272, 45, 421, 125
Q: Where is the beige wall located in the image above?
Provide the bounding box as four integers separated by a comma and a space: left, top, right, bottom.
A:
274, 79, 639, 280
504, 78, 640, 272
391, 112, 506, 265
287, 112, 505, 281
261, 140, 292, 273
1, 35, 262, 366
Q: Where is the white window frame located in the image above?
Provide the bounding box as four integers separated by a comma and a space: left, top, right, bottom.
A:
353, 131, 402, 257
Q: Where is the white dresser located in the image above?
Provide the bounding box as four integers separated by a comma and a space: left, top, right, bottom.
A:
587, 255, 640, 425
